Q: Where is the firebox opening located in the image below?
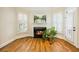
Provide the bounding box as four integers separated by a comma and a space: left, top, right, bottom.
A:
34, 27, 46, 38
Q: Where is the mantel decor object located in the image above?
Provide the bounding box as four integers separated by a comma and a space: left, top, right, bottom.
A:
34, 15, 46, 24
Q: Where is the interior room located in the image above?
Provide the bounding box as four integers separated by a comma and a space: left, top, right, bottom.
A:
0, 7, 79, 52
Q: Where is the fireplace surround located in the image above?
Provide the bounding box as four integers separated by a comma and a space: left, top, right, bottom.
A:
34, 27, 46, 38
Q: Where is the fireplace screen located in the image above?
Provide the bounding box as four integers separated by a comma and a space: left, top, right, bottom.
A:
34, 27, 46, 38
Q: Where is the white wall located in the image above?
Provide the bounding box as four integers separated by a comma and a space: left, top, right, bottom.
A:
15, 7, 52, 37
0, 7, 17, 47
15, 7, 31, 39
14, 7, 65, 38
76, 8, 79, 48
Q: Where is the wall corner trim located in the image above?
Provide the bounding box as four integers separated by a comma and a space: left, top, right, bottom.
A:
0, 38, 16, 48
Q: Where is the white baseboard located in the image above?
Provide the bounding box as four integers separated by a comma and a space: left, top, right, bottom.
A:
0, 38, 16, 48
56, 34, 79, 48
0, 34, 32, 48
75, 44, 79, 48
15, 34, 32, 39
65, 39, 74, 45
56, 35, 76, 47
61, 38, 79, 48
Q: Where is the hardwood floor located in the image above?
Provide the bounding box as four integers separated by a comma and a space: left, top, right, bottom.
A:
0, 37, 79, 52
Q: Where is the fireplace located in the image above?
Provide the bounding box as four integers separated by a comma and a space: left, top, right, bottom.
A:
34, 27, 46, 38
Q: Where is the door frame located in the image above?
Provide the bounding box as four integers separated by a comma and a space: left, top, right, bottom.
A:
64, 7, 78, 48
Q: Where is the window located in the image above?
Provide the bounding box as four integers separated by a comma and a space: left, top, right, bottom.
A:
17, 13, 28, 33
52, 12, 63, 33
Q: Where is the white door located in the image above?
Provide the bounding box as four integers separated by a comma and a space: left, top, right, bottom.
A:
64, 8, 77, 43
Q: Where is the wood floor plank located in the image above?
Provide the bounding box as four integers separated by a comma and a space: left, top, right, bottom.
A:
44, 40, 52, 52
28, 38, 37, 52
16, 38, 32, 52
31, 38, 40, 52
0, 37, 79, 52
24, 38, 34, 52
40, 39, 45, 52
34, 39, 40, 52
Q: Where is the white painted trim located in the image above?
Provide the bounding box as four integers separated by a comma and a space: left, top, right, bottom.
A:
15, 34, 32, 39
75, 44, 79, 48
0, 34, 32, 48
58, 37, 79, 48
65, 39, 74, 46
0, 38, 16, 48
56, 33, 79, 48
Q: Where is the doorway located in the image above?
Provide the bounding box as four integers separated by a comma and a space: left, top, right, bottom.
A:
64, 8, 77, 46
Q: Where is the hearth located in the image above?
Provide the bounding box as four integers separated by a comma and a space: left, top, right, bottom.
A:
34, 27, 46, 38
